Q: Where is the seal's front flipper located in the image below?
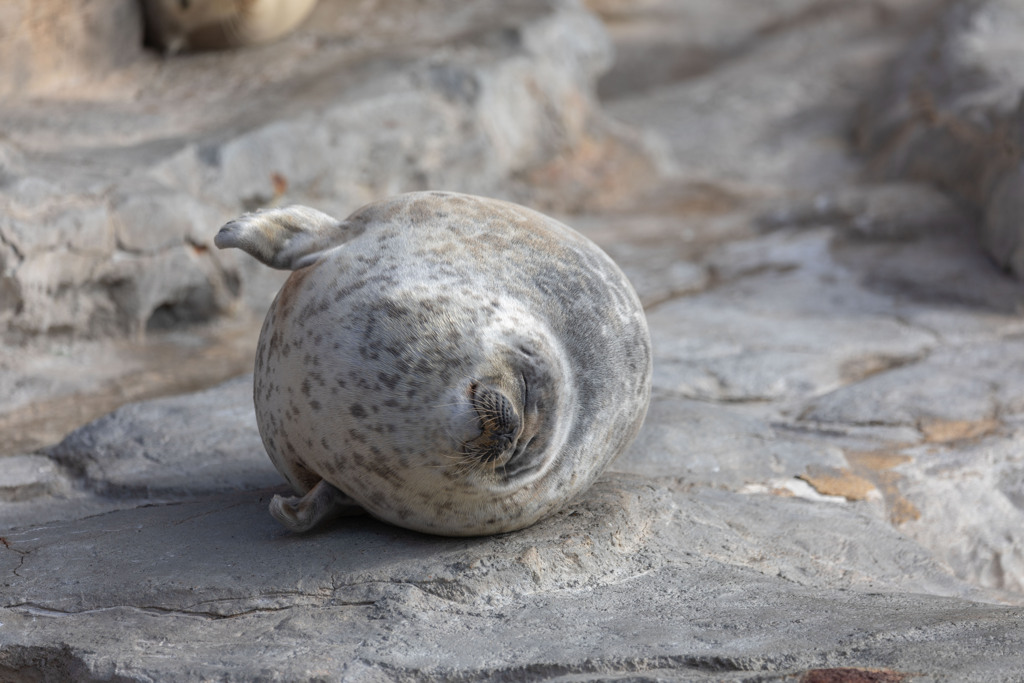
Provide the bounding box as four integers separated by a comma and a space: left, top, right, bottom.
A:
215, 205, 357, 271
269, 480, 363, 533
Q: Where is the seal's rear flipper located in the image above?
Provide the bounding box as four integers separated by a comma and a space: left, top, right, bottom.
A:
215, 205, 356, 271
269, 480, 364, 532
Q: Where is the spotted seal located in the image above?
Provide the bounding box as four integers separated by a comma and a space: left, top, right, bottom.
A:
142, 0, 318, 54
215, 192, 651, 536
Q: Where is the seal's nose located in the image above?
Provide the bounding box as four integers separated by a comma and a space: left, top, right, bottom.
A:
466, 384, 522, 464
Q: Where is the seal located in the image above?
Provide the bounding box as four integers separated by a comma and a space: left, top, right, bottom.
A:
215, 191, 651, 536
142, 0, 318, 54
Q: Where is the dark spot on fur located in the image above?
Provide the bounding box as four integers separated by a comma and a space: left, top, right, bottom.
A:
383, 300, 410, 319
350, 404, 367, 419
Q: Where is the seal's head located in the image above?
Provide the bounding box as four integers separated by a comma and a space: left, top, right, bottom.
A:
142, 0, 318, 54
216, 192, 651, 536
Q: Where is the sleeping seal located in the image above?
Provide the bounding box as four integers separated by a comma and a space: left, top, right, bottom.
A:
215, 191, 651, 536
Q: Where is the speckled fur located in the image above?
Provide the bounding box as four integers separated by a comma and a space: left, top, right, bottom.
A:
217, 192, 652, 536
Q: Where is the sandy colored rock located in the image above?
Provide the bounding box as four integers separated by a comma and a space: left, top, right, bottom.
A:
0, 0, 143, 98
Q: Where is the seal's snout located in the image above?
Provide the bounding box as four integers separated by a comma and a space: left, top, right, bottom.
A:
466, 384, 523, 465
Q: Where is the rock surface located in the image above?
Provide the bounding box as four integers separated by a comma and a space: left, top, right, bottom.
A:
0, 0, 654, 340
857, 0, 1024, 278
4, 0, 1024, 681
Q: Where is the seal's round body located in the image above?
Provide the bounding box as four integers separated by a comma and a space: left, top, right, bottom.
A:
143, 0, 318, 54
215, 192, 651, 536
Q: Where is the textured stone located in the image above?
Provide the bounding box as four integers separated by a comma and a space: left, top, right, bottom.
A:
648, 231, 936, 402
895, 429, 1024, 594
0, 186, 113, 258
0, 455, 69, 502
3, 557, 1021, 682
616, 396, 849, 488
605, 243, 710, 307
0, 0, 651, 341
0, 317, 261, 461
604, 1, 942, 192
97, 245, 231, 334
802, 340, 1024, 428
758, 182, 974, 240
857, 0, 1024, 278
587, 0, 887, 100
0, 377, 1017, 679
13, 250, 102, 335
1, 439, 1018, 680
44, 376, 273, 501
0, 0, 143, 98
985, 160, 1024, 276
110, 188, 211, 255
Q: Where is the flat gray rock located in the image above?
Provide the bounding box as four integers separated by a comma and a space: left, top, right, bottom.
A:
897, 427, 1024, 594
3, 468, 1019, 681
648, 230, 936, 403
44, 376, 273, 500
800, 342, 1024, 428
617, 396, 849, 487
